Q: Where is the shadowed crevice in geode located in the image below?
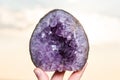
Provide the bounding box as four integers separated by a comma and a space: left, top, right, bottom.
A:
29, 9, 89, 72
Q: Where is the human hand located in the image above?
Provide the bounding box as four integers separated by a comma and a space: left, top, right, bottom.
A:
34, 63, 87, 80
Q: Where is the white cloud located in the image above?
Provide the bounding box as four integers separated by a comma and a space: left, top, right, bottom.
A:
0, 5, 120, 44
80, 13, 120, 44
0, 6, 48, 30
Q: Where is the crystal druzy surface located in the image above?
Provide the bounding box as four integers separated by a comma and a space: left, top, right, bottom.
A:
30, 9, 89, 72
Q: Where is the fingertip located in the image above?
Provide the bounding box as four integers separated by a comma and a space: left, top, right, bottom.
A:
34, 68, 49, 80
51, 71, 65, 80
34, 68, 41, 79
68, 63, 88, 80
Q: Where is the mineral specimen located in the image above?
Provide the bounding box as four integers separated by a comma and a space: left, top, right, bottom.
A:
29, 9, 89, 72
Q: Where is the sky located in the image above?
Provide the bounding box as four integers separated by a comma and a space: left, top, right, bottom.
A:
0, 0, 120, 44
0, 0, 120, 80
0, 0, 120, 16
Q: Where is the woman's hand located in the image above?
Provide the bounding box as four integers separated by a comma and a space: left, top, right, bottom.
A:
34, 63, 87, 80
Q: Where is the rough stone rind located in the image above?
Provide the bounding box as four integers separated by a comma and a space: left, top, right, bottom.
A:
29, 9, 89, 72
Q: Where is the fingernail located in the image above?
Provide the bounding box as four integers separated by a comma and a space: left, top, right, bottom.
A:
34, 68, 41, 79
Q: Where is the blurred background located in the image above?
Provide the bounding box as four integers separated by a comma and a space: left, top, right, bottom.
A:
0, 0, 120, 80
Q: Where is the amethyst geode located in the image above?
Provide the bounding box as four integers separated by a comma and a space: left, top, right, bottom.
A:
29, 9, 89, 72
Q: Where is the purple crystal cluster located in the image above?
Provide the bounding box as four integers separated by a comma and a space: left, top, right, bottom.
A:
29, 9, 89, 72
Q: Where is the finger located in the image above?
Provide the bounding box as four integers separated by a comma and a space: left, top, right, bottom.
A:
51, 71, 65, 80
68, 63, 88, 80
34, 68, 49, 80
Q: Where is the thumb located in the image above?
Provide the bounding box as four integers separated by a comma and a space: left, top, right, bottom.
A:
34, 68, 49, 80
